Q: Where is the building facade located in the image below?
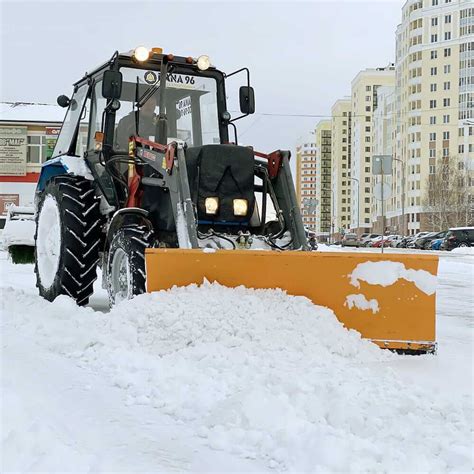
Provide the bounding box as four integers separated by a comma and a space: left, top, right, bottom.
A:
350, 66, 396, 234
371, 85, 396, 233
314, 120, 332, 236
392, 0, 474, 234
331, 98, 352, 238
295, 138, 318, 230
0, 102, 64, 227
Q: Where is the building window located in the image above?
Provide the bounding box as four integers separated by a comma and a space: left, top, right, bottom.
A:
443, 131, 450, 139
443, 98, 451, 106
432, 0, 438, 5
443, 114, 450, 123
444, 81, 450, 90
444, 32, 451, 41
365, 96, 371, 101
445, 14, 451, 23
443, 147, 449, 157
429, 149, 436, 157
27, 135, 47, 163
430, 83, 437, 92
430, 116, 437, 124
431, 67, 437, 75
444, 47, 451, 57
365, 106, 371, 112
431, 34, 438, 43
430, 132, 437, 141
431, 17, 438, 27
430, 99, 437, 108
366, 85, 371, 91
444, 64, 451, 73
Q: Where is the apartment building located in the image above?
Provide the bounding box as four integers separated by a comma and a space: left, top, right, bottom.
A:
392, 0, 474, 234
314, 120, 332, 236
350, 66, 396, 234
330, 98, 352, 238
295, 138, 318, 230
371, 85, 397, 233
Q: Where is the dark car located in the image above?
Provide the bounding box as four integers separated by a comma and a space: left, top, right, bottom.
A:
441, 227, 474, 250
396, 236, 413, 248
415, 231, 447, 250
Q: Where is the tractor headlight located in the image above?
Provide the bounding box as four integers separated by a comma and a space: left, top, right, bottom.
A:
233, 199, 248, 216
205, 197, 219, 215
134, 46, 150, 62
197, 55, 210, 71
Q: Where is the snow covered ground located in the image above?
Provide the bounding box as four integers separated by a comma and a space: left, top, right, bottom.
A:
1, 249, 473, 472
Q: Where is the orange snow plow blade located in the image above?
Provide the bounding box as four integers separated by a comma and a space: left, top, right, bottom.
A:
146, 249, 439, 354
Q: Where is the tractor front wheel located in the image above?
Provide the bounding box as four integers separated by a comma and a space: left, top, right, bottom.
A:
35, 175, 101, 305
106, 226, 153, 306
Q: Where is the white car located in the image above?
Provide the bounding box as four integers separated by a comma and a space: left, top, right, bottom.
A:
2, 205, 35, 263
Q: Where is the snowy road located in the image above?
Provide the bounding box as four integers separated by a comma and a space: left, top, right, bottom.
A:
1, 250, 473, 472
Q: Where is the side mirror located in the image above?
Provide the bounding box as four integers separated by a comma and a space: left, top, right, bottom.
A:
239, 86, 255, 114
102, 70, 123, 100
57, 95, 70, 108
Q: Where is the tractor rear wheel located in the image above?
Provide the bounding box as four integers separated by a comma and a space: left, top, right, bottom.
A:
106, 225, 153, 306
35, 175, 101, 305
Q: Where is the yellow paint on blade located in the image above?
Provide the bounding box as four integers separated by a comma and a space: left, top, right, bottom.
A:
145, 249, 438, 352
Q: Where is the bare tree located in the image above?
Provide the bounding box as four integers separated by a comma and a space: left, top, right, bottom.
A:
422, 155, 473, 230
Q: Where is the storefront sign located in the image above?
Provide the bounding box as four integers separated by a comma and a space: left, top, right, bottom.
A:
0, 193, 19, 217
45, 127, 60, 160
0, 127, 27, 176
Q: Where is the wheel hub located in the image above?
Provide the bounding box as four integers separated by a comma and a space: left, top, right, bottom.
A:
111, 248, 130, 303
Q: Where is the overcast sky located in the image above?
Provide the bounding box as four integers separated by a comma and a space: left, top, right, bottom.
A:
0, 0, 404, 153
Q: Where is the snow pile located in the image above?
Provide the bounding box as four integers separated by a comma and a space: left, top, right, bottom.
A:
2, 283, 472, 472
451, 246, 474, 255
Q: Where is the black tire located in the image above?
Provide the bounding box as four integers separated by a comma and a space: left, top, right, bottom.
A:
35, 175, 101, 305
458, 242, 469, 248
106, 225, 153, 306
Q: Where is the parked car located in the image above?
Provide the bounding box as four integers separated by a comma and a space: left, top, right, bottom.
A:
389, 235, 403, 247
441, 227, 474, 250
396, 236, 412, 248
415, 231, 447, 250
367, 235, 384, 247
406, 231, 430, 248
341, 233, 359, 247
372, 236, 391, 248
361, 233, 381, 247
430, 238, 444, 250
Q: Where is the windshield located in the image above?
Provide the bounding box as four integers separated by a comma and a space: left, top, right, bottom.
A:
113, 67, 220, 150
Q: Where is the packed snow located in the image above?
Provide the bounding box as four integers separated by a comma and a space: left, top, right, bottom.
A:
1, 250, 473, 472
348, 260, 437, 295
451, 246, 474, 255
344, 293, 379, 314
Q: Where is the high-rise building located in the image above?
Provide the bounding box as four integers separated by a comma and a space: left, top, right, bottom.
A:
392, 0, 474, 234
331, 98, 352, 238
372, 85, 396, 233
350, 66, 396, 233
314, 120, 332, 236
295, 138, 318, 229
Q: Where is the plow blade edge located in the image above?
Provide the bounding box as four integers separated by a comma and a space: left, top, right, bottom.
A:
145, 249, 439, 354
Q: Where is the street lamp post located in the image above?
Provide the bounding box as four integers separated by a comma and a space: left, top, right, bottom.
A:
392, 157, 406, 236
349, 176, 360, 235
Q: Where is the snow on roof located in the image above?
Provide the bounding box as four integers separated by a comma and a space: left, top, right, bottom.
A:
0, 102, 66, 124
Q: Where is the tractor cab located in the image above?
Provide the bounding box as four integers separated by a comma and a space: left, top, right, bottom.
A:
50, 47, 262, 238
